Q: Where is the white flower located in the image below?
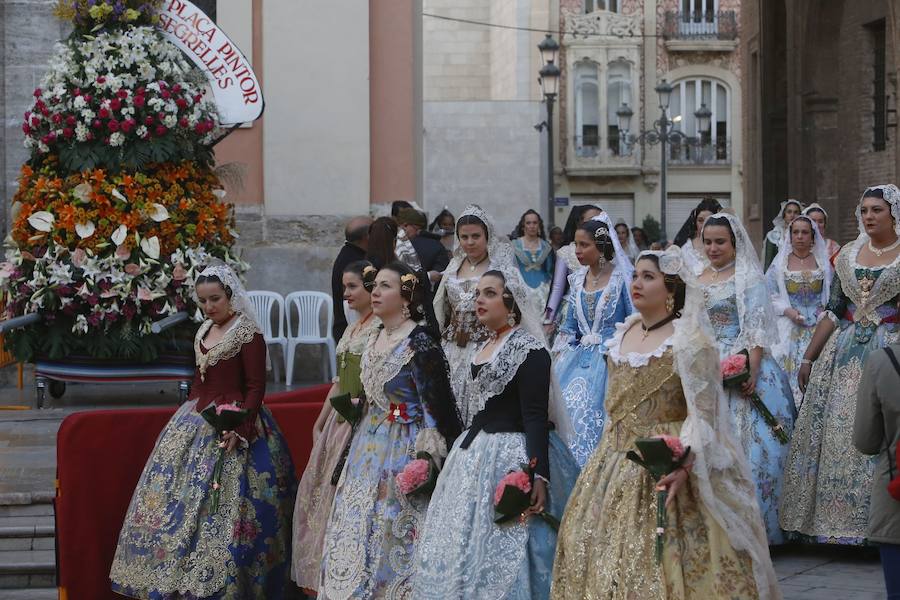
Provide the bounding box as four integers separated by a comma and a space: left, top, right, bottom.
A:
73, 96, 86, 109
212, 189, 227, 199
163, 114, 177, 128
27, 211, 54, 232
136, 125, 148, 138
109, 132, 125, 147
111, 188, 128, 203
48, 262, 73, 286
75, 123, 89, 142
111, 224, 128, 246
73, 182, 92, 203
79, 258, 102, 281
73, 314, 89, 335
147, 203, 170, 222
140, 236, 160, 260
75, 221, 96, 239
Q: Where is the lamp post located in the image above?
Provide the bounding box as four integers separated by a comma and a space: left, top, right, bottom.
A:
537, 34, 560, 228
616, 79, 712, 243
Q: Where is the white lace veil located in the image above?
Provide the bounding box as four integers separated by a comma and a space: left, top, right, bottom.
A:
766, 215, 832, 362
196, 263, 261, 330
854, 184, 900, 238
702, 212, 777, 352
641, 246, 781, 600
765, 198, 803, 246
615, 217, 640, 262
591, 213, 635, 280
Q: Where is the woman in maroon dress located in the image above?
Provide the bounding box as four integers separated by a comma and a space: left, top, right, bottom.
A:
110, 264, 296, 600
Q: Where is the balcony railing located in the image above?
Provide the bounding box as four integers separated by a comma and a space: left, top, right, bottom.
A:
668, 138, 731, 166
662, 10, 737, 40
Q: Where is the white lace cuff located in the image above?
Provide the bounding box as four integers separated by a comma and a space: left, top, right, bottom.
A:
534, 473, 550, 485
415, 427, 448, 459
818, 310, 838, 325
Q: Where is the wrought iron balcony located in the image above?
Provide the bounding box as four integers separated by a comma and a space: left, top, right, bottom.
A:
662, 10, 737, 40
668, 138, 731, 166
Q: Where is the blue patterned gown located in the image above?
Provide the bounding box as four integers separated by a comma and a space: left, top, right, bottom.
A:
110, 316, 296, 600
413, 329, 578, 599
318, 326, 462, 600
781, 243, 900, 543
702, 278, 795, 545
552, 268, 632, 467
513, 238, 555, 307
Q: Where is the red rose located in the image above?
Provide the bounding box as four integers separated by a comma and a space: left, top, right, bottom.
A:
30, 115, 40, 127
193, 94, 202, 103
109, 98, 122, 111
63, 127, 74, 138
92, 119, 102, 129
107, 119, 119, 132
66, 115, 76, 126
117, 89, 128, 99
33, 88, 42, 97
98, 107, 110, 119
175, 98, 187, 109
73, 88, 81, 96
121, 119, 135, 133
96, 76, 106, 84
22, 123, 31, 134
136, 87, 145, 96
155, 125, 167, 136
172, 84, 182, 93
83, 94, 92, 103
51, 114, 62, 124
157, 112, 166, 121
144, 116, 154, 126
132, 95, 145, 108
161, 90, 171, 100
178, 117, 188, 128
194, 123, 205, 134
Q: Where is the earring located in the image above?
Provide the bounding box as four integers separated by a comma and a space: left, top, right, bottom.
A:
665, 295, 675, 314
507, 312, 517, 328
597, 256, 607, 270
401, 304, 411, 320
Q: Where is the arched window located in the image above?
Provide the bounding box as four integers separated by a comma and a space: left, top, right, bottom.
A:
574, 62, 600, 157
607, 61, 631, 155
585, 0, 619, 13
668, 77, 730, 164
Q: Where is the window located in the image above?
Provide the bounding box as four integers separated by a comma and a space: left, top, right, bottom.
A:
668, 77, 730, 164
575, 62, 601, 157
870, 19, 887, 151
607, 61, 631, 156
681, 0, 716, 22
585, 0, 618, 12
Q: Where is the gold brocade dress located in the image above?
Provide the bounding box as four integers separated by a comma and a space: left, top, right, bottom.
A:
551, 341, 758, 600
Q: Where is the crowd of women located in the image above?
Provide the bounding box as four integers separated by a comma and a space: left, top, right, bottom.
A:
108, 185, 900, 599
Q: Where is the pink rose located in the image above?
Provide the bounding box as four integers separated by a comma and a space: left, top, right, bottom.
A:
658, 435, 685, 460
215, 403, 242, 415
395, 459, 431, 495
124, 263, 141, 275
720, 354, 748, 378
72, 247, 86, 267
494, 470, 531, 505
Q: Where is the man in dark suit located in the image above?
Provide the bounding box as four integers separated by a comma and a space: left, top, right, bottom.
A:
331, 215, 372, 340
396, 208, 450, 286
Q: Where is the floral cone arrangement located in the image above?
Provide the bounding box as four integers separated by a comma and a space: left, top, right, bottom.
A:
395, 452, 438, 499
200, 402, 249, 512
493, 458, 559, 531
721, 350, 789, 444
0, 0, 246, 363
625, 436, 691, 563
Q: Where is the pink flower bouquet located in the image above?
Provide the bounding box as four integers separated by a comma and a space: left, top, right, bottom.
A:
720, 349, 789, 444
493, 459, 559, 531
625, 435, 692, 563
200, 403, 249, 512
395, 452, 438, 499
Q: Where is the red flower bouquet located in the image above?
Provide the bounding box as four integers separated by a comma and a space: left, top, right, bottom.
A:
720, 349, 789, 444
200, 403, 249, 512
395, 452, 438, 499
626, 436, 691, 563
493, 459, 559, 531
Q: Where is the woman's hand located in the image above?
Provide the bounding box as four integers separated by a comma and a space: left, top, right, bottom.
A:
798, 362, 812, 393
219, 431, 240, 453
657, 468, 689, 508
521, 478, 548, 521
740, 368, 758, 397
543, 322, 556, 336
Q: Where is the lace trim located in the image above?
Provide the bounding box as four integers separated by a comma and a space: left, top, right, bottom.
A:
414, 427, 448, 459
464, 329, 544, 416
558, 243, 581, 271
838, 239, 900, 318
513, 239, 552, 271
569, 267, 626, 346
360, 330, 415, 412
782, 268, 824, 282
194, 315, 260, 382
605, 315, 674, 368
336, 315, 380, 356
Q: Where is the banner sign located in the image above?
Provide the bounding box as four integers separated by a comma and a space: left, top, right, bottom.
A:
157, 0, 263, 125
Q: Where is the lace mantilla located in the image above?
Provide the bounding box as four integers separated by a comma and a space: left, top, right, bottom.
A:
558, 243, 581, 271
605, 315, 674, 368
194, 314, 260, 382
361, 329, 415, 413
463, 328, 544, 418
836, 239, 900, 321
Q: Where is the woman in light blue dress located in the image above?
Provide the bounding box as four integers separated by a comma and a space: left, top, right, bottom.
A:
318, 262, 462, 599
513, 209, 555, 308
765, 215, 831, 409
553, 214, 633, 467
698, 213, 796, 545
413, 269, 578, 600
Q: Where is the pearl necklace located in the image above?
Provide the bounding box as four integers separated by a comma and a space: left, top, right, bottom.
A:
868, 236, 900, 257
710, 260, 735, 281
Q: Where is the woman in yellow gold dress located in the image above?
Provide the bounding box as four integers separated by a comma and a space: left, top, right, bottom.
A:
551, 248, 780, 600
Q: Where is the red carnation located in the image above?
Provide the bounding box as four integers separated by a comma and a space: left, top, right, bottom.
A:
30, 115, 40, 127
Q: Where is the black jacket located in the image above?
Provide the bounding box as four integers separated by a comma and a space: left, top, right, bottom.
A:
411, 235, 450, 275
330, 242, 367, 341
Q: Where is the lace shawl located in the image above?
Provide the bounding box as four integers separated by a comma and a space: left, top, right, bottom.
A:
194, 314, 260, 382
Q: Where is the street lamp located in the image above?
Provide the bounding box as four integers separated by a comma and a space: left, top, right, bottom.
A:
617, 80, 713, 243
536, 33, 560, 228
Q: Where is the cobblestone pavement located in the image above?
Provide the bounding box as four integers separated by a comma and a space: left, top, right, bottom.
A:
0, 373, 887, 598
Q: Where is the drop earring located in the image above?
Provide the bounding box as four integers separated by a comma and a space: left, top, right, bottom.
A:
507, 312, 516, 328
665, 295, 675, 314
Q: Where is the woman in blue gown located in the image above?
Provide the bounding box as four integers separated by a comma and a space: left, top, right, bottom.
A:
697, 213, 796, 545
512, 209, 555, 308
318, 262, 462, 599
413, 269, 578, 599
552, 214, 633, 467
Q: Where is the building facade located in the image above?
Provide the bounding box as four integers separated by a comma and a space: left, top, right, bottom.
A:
741, 0, 900, 243
556, 0, 742, 239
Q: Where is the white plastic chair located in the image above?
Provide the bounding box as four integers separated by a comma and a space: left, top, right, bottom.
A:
248, 291, 288, 383
285, 291, 336, 385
